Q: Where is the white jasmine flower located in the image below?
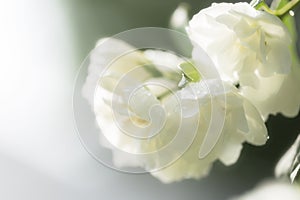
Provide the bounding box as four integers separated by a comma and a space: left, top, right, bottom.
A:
187, 2, 291, 82
187, 2, 296, 119
82, 37, 183, 104
83, 38, 268, 183
231, 181, 300, 200
151, 80, 267, 183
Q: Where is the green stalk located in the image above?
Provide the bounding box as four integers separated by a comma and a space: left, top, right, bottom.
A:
251, 0, 300, 16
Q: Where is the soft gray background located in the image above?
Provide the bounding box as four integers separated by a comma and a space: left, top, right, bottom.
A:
1, 0, 299, 200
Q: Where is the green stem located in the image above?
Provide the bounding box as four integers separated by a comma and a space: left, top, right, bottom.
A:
252, 0, 300, 16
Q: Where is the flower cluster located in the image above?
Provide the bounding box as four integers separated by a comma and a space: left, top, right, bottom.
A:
82, 2, 300, 183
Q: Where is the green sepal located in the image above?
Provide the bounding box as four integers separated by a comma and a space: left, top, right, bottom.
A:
178, 61, 201, 82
